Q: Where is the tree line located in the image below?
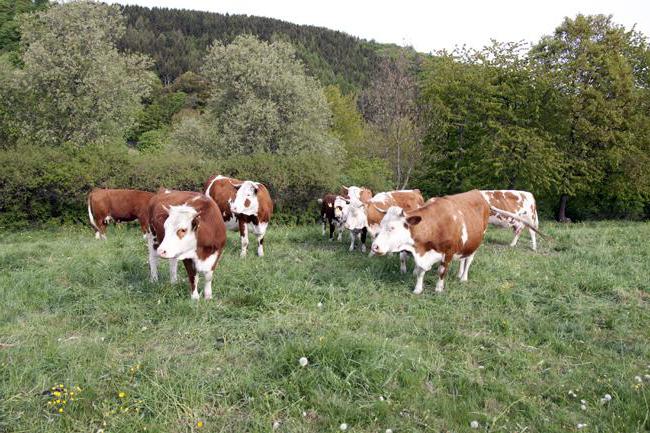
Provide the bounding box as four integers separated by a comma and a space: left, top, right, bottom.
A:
0, 1, 648, 226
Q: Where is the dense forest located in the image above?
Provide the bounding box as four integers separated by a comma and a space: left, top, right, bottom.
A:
0, 0, 648, 226
119, 5, 385, 92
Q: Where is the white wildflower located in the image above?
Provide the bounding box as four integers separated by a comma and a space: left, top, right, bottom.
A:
470, 420, 479, 429
340, 423, 348, 431
299, 357, 309, 367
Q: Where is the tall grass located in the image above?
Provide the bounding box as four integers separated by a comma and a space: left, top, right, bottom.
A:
1, 221, 649, 432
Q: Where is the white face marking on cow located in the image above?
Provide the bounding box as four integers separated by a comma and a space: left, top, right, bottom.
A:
344, 203, 367, 231
461, 223, 468, 246
157, 205, 198, 259
334, 196, 350, 221
371, 206, 413, 255
230, 181, 260, 216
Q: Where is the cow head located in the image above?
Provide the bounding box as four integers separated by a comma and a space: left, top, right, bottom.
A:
230, 180, 260, 216
157, 204, 199, 259
371, 206, 420, 256
343, 201, 367, 231
334, 196, 350, 221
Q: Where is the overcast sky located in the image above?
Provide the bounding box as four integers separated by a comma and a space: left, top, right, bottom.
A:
108, 0, 650, 53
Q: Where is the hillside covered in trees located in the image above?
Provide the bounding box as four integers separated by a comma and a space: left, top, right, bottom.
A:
119, 5, 385, 92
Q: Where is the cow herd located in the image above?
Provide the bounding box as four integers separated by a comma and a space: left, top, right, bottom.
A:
87, 175, 541, 299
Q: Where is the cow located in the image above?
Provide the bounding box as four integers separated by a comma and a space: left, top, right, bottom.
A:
343, 189, 425, 261
87, 188, 154, 240
335, 186, 373, 252
370, 190, 540, 294
480, 190, 539, 251
147, 191, 226, 300
317, 193, 345, 241
204, 175, 273, 257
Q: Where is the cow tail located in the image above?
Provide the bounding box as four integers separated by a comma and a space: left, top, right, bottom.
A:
87, 195, 100, 233
489, 206, 546, 237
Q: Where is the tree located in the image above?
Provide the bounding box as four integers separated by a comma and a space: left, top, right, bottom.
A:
531, 15, 650, 220
417, 42, 563, 199
1, 1, 152, 147
0, 0, 48, 62
361, 52, 424, 188
200, 34, 340, 157
323, 84, 364, 152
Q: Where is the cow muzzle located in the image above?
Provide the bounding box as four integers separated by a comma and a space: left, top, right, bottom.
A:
157, 247, 170, 258
371, 243, 385, 256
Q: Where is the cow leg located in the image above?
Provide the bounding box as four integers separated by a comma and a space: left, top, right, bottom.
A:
413, 266, 426, 294
457, 258, 466, 279
329, 219, 335, 241
239, 219, 249, 258
182, 259, 199, 300
336, 223, 343, 241
510, 224, 524, 247
202, 270, 214, 300
529, 227, 537, 251
360, 228, 367, 253
349, 230, 356, 252
147, 233, 158, 282
169, 258, 178, 284
460, 253, 475, 282
321, 217, 326, 237
435, 255, 452, 292
253, 222, 268, 257
400, 251, 409, 274
96, 220, 107, 240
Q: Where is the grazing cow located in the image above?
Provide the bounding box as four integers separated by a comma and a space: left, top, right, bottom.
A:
147, 191, 226, 300
343, 189, 425, 259
480, 190, 539, 250
87, 188, 154, 240
317, 193, 345, 241
370, 190, 539, 294
204, 175, 273, 257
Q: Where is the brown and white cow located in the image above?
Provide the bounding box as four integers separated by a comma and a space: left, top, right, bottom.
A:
343, 189, 425, 258
204, 175, 273, 257
479, 190, 539, 250
317, 193, 345, 241
87, 188, 154, 240
147, 191, 226, 300
370, 190, 539, 294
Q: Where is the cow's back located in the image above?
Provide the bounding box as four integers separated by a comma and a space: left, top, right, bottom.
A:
367, 190, 425, 228
90, 188, 153, 222
204, 176, 240, 222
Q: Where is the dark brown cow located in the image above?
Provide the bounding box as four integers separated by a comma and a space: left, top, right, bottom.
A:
480, 190, 539, 250
147, 191, 226, 300
371, 190, 539, 294
87, 188, 153, 240
204, 175, 273, 257
317, 193, 344, 241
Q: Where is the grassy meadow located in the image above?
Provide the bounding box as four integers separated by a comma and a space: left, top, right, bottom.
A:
0, 221, 649, 432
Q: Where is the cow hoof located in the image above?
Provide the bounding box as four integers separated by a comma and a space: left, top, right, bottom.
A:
412, 287, 423, 295
240, 252, 247, 258
361, 245, 367, 253
348, 246, 354, 252
400, 266, 407, 274
191, 292, 200, 301
204, 292, 213, 300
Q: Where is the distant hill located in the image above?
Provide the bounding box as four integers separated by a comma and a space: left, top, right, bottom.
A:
119, 5, 386, 92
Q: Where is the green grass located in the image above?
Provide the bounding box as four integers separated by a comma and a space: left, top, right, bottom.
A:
1, 221, 649, 432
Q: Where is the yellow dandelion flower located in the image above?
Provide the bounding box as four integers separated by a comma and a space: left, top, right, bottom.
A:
59, 384, 64, 388
118, 391, 126, 398
197, 421, 204, 428
58, 408, 64, 413
53, 391, 61, 397
69, 391, 75, 396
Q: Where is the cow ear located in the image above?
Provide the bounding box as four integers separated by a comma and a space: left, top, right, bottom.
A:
192, 215, 200, 232
406, 215, 422, 226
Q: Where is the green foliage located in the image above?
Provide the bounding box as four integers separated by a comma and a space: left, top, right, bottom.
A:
119, 5, 381, 91
340, 157, 393, 193
323, 85, 364, 151
531, 14, 650, 217
135, 128, 168, 153
2, 222, 650, 431
0, 0, 48, 60
200, 35, 341, 157
128, 90, 186, 143
418, 42, 563, 199
0, 1, 152, 147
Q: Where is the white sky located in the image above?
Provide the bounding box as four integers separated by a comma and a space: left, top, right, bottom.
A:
108, 0, 650, 53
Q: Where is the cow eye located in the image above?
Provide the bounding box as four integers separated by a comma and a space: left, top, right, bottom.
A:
177, 228, 187, 238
